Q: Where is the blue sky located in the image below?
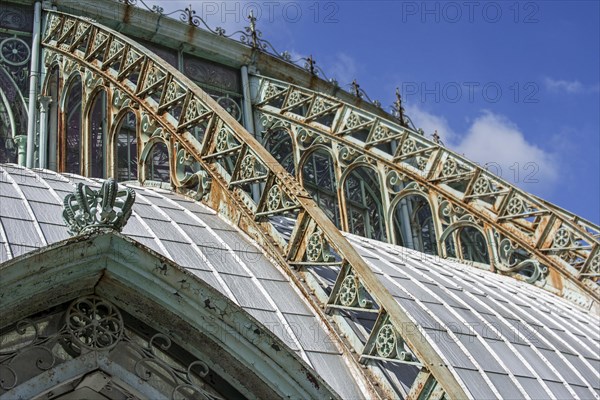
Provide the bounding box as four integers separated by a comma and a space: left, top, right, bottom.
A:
147, 1, 599, 223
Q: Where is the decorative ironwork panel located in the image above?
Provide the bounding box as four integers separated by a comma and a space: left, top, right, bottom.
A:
0, 296, 223, 400
253, 75, 600, 309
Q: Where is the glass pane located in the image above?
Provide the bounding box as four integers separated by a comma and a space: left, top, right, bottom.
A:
89, 90, 106, 178
343, 166, 386, 241
146, 141, 169, 183
459, 226, 489, 263
301, 149, 341, 228
264, 128, 294, 175
115, 112, 137, 182
65, 76, 82, 174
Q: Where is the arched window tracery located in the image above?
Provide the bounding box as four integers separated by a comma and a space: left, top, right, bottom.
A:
63, 74, 82, 174
45, 65, 60, 170
114, 111, 138, 182
263, 127, 295, 175
144, 140, 170, 183
88, 89, 107, 178
300, 148, 341, 229
343, 165, 387, 242
444, 226, 489, 264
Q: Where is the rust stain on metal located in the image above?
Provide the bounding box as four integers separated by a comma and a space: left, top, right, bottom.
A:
123, 5, 132, 24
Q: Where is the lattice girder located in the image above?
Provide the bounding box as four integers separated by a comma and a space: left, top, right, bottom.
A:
42, 11, 468, 399
253, 76, 600, 312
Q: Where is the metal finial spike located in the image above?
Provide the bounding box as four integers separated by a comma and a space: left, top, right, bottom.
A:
352, 80, 361, 98
394, 87, 406, 126
432, 130, 444, 146
247, 10, 259, 48
185, 4, 195, 25
305, 55, 316, 75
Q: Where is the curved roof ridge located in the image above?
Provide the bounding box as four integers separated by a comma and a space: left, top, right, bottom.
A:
130, 183, 316, 367
0, 165, 366, 399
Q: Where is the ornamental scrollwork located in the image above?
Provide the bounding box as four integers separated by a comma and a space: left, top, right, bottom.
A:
62, 57, 78, 76
438, 198, 465, 225
338, 273, 359, 307
305, 230, 333, 263
416, 156, 428, 171
552, 227, 574, 250
45, 14, 61, 40
62, 178, 136, 235
217, 96, 242, 121
285, 90, 303, 107
373, 323, 416, 362
240, 153, 256, 180
472, 176, 491, 196
588, 252, 600, 275
400, 138, 417, 155
441, 158, 458, 177
370, 125, 391, 142
505, 195, 527, 216
332, 268, 373, 309
140, 112, 167, 142
266, 184, 283, 211
66, 296, 124, 350
174, 145, 211, 200
106, 38, 124, 60
0, 296, 221, 400
215, 126, 235, 153
142, 63, 167, 94
338, 145, 360, 166
309, 97, 326, 116
84, 68, 104, 90
263, 82, 284, 100
259, 113, 290, 131
362, 314, 418, 364
0, 37, 30, 67
43, 49, 61, 67
295, 126, 330, 150
344, 112, 363, 130
386, 170, 408, 194
0, 318, 66, 392
495, 235, 548, 283
112, 88, 131, 110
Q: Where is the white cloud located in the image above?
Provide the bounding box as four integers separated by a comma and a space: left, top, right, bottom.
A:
405, 105, 456, 144
544, 77, 584, 93
325, 53, 358, 87
408, 108, 560, 194
543, 77, 600, 94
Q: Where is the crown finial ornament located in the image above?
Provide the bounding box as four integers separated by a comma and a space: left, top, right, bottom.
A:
62, 179, 136, 236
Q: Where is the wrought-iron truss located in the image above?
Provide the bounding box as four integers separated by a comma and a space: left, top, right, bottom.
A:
41, 10, 473, 399
253, 76, 600, 312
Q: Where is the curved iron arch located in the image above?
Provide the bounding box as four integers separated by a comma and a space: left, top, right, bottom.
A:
139, 136, 170, 184
296, 143, 337, 182
388, 185, 441, 253
39, 10, 514, 397
439, 219, 491, 263
254, 76, 600, 308
0, 230, 340, 399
